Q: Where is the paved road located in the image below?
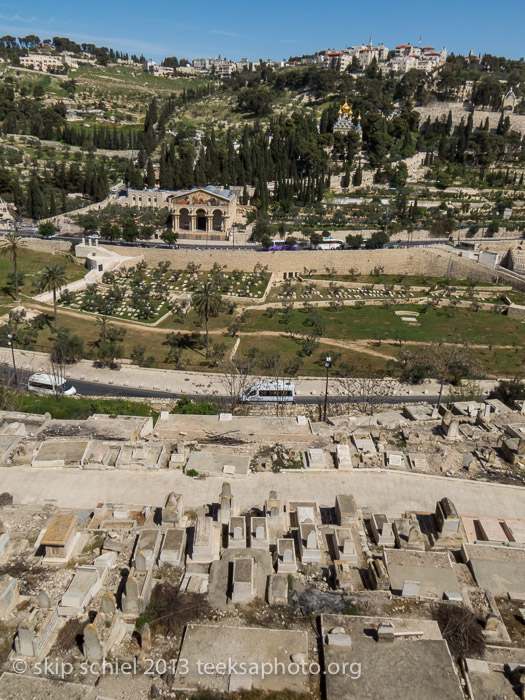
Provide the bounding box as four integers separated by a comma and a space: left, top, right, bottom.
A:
1, 467, 524, 520
2, 367, 439, 404
5, 229, 524, 251
1, 359, 444, 404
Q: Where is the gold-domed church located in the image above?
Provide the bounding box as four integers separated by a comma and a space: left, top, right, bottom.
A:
333, 99, 362, 137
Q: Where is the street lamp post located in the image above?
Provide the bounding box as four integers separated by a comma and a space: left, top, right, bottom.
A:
323, 355, 332, 422
7, 333, 17, 386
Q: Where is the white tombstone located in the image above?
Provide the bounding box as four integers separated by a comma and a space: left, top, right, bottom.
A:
306, 530, 317, 549
401, 580, 421, 597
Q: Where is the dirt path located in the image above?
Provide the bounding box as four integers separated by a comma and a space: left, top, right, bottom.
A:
233, 331, 395, 360
15, 301, 520, 357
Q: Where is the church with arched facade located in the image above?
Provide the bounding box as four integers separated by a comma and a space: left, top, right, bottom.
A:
121, 185, 237, 240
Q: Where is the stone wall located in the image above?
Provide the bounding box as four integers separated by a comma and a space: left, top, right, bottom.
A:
507, 304, 525, 320
24, 239, 71, 254
26, 240, 525, 290
105, 245, 447, 276
104, 244, 525, 289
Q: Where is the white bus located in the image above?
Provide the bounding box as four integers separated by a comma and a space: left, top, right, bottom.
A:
27, 373, 77, 396
316, 238, 344, 250
240, 380, 295, 404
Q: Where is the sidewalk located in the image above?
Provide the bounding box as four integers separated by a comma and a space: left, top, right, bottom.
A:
0, 348, 500, 399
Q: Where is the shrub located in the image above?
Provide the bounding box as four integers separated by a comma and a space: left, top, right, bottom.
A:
436, 604, 485, 659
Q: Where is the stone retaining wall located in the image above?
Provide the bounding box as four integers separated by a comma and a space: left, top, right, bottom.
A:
104, 245, 525, 289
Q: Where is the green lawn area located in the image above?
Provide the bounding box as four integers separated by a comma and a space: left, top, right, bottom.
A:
470, 346, 525, 378
13, 393, 156, 419
504, 289, 525, 305
0, 248, 86, 306
237, 335, 392, 376
243, 305, 525, 347
5, 68, 68, 98
32, 309, 236, 371
238, 335, 525, 379
157, 308, 235, 332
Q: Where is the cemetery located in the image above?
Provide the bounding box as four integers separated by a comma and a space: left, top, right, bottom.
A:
0, 391, 525, 484
57, 260, 272, 322
0, 389, 524, 697
0, 471, 525, 698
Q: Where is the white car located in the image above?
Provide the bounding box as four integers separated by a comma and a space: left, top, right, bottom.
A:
27, 373, 77, 396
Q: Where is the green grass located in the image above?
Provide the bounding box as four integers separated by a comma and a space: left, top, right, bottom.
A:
239, 335, 525, 378
0, 248, 86, 306
13, 393, 156, 419
238, 334, 391, 376
243, 305, 525, 347
5, 67, 68, 98
73, 64, 212, 94
157, 308, 235, 332
504, 290, 525, 305
32, 308, 236, 371
470, 346, 525, 377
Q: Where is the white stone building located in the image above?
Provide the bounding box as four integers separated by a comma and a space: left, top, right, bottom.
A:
20, 54, 65, 72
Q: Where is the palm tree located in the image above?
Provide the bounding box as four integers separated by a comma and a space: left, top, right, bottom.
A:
0, 232, 28, 299
38, 263, 67, 329
191, 280, 223, 359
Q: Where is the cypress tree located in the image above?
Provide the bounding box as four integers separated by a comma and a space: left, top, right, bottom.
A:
146, 159, 155, 188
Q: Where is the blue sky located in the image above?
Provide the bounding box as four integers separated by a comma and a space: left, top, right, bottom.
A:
0, 1, 523, 62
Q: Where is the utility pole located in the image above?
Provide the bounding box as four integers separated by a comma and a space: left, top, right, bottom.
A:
323, 355, 332, 422
7, 333, 17, 386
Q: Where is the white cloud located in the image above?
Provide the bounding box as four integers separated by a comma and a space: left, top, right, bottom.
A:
0, 13, 54, 24
209, 29, 243, 38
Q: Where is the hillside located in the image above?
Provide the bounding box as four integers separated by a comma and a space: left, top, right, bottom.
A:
0, 52, 524, 245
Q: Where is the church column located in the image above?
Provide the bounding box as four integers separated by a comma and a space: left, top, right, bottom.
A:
207, 215, 213, 233
173, 214, 180, 232
190, 215, 196, 232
